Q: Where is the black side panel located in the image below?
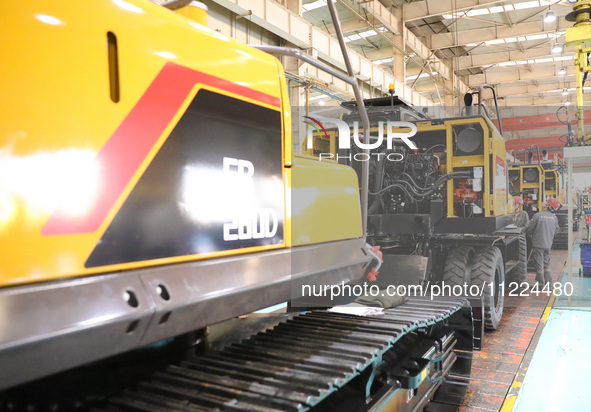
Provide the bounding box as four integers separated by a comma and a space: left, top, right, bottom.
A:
86, 89, 284, 267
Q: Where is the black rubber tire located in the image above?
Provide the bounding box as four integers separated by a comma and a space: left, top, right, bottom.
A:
507, 233, 527, 283
471, 246, 505, 331
443, 246, 475, 286
552, 230, 569, 250
557, 214, 569, 227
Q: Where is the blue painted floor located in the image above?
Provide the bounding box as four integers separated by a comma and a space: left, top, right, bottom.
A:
513, 309, 591, 412
514, 240, 591, 411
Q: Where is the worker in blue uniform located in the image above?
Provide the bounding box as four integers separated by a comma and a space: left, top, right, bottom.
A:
526, 198, 560, 286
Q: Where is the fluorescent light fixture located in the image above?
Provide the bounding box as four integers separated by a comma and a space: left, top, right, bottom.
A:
481, 32, 567, 48
308, 94, 328, 101
372, 57, 393, 65
360, 30, 377, 38
492, 55, 574, 68
515, 1, 540, 10
544, 10, 557, 23
480, 32, 568, 48
405, 71, 437, 81
442, 0, 567, 19
526, 34, 548, 41
468, 8, 490, 16
345, 27, 386, 43
303, 0, 329, 12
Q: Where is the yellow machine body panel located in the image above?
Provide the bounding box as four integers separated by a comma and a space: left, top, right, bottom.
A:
544, 169, 561, 201
0, 0, 361, 287
303, 113, 510, 224
489, 121, 510, 216
508, 164, 546, 212
302, 129, 338, 157
430, 116, 508, 218
290, 155, 362, 245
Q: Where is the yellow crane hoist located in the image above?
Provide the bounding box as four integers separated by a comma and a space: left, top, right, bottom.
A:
566, 0, 591, 144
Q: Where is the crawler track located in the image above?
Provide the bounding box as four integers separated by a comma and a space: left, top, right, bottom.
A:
96, 297, 473, 412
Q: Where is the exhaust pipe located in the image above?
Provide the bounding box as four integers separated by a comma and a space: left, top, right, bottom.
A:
464, 93, 474, 116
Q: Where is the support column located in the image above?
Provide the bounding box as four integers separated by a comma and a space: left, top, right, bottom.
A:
563, 146, 591, 291
575, 46, 586, 143
392, 35, 406, 82
285, 0, 302, 15
568, 158, 573, 284
391, 8, 406, 86
283, 55, 307, 154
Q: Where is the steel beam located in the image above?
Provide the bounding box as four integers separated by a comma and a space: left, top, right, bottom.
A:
500, 110, 591, 131
307, 0, 458, 88
403, 0, 502, 22
458, 47, 575, 69
496, 82, 577, 98
322, 17, 380, 34
430, 19, 571, 49
209, 0, 405, 99
467, 63, 576, 88
416, 65, 576, 93
505, 135, 569, 150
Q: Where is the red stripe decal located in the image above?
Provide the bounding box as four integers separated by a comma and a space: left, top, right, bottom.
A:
42, 62, 280, 235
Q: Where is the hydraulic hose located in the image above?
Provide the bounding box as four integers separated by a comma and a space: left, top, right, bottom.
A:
373, 148, 403, 193
370, 183, 424, 202
371, 171, 471, 197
